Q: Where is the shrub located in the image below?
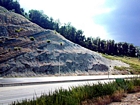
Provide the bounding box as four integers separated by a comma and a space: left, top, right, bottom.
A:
30, 37, 35, 41
46, 40, 51, 43
114, 66, 128, 71
15, 29, 19, 33
8, 48, 11, 52
15, 28, 23, 33
111, 90, 124, 102
133, 77, 140, 86
54, 30, 58, 34
14, 47, 21, 51
0, 40, 3, 44
60, 42, 63, 46
14, 47, 18, 51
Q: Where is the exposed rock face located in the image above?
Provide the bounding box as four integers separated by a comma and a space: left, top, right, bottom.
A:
0, 6, 129, 77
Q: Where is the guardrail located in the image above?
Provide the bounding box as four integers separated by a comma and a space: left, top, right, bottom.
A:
0, 76, 138, 87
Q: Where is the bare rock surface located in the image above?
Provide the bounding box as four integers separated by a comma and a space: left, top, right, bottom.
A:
0, 6, 129, 77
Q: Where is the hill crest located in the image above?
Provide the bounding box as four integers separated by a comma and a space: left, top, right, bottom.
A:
0, 6, 129, 77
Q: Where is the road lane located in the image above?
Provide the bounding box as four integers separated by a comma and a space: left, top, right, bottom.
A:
0, 75, 139, 105
0, 80, 113, 105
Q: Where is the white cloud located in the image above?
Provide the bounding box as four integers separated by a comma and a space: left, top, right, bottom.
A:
19, 0, 113, 39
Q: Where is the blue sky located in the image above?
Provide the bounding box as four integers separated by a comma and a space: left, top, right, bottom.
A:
19, 0, 140, 46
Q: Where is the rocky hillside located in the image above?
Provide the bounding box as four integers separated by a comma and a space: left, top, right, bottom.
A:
0, 6, 129, 77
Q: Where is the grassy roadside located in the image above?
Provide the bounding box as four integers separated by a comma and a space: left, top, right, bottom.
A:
11, 78, 140, 105
102, 54, 140, 74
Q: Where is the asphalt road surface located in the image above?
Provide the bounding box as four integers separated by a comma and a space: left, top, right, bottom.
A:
0, 75, 138, 105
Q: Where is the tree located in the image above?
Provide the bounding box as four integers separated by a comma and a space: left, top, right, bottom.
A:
85, 37, 93, 49
75, 30, 85, 46
122, 42, 129, 56
0, 0, 24, 15
29, 10, 43, 25
53, 19, 61, 32
113, 43, 118, 55
128, 44, 136, 57
97, 37, 101, 52
100, 40, 107, 53
117, 42, 123, 56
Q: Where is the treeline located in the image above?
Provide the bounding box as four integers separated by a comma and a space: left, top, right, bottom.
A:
0, 0, 25, 16
0, 0, 140, 57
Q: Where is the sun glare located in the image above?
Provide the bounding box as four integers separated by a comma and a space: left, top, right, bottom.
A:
19, 0, 113, 39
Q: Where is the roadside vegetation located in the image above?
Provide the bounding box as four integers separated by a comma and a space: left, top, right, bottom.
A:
102, 54, 140, 74
11, 77, 140, 105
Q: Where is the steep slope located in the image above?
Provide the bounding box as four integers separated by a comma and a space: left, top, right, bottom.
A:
0, 6, 129, 77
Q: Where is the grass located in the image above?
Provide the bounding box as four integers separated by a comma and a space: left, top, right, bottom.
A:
102, 54, 140, 74
11, 77, 140, 105
114, 66, 128, 71
15, 28, 23, 33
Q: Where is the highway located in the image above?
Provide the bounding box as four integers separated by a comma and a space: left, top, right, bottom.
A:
0, 75, 138, 105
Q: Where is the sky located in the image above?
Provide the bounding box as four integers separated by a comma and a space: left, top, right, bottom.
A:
19, 0, 140, 46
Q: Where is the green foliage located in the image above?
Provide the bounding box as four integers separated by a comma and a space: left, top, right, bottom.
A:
114, 66, 128, 71
46, 40, 51, 43
3, 10, 6, 12
54, 30, 58, 34
30, 37, 35, 41
28, 10, 137, 57
133, 77, 140, 86
14, 47, 21, 51
130, 63, 140, 73
115, 79, 128, 91
15, 28, 23, 33
60, 42, 63, 46
125, 80, 134, 92
0, 0, 25, 15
